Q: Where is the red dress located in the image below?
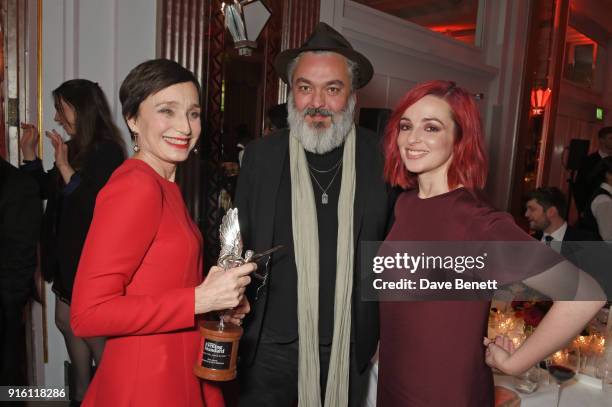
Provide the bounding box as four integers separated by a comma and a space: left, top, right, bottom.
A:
71, 159, 223, 407
378, 188, 553, 407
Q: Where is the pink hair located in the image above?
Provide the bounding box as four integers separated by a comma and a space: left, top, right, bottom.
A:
382, 80, 488, 190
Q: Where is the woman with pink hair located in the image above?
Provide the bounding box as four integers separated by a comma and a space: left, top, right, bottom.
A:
378, 80, 605, 406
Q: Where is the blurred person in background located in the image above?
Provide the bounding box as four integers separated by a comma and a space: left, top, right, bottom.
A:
525, 186, 597, 243
0, 156, 41, 385
574, 126, 612, 214
20, 79, 126, 405
581, 157, 612, 241
263, 103, 288, 137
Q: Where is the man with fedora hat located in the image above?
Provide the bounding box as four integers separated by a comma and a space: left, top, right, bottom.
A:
233, 22, 394, 406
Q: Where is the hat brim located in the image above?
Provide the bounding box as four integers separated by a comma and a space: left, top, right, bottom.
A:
274, 47, 374, 90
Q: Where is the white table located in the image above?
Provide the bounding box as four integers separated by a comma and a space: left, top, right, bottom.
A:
362, 361, 612, 406
494, 371, 612, 407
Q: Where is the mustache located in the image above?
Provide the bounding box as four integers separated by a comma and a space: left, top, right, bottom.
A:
303, 107, 333, 117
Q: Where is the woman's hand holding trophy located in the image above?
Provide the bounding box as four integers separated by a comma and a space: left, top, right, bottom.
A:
194, 208, 282, 381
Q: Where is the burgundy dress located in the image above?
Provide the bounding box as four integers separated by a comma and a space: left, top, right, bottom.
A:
378, 188, 547, 406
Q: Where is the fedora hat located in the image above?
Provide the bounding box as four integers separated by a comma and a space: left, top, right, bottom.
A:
274, 22, 373, 89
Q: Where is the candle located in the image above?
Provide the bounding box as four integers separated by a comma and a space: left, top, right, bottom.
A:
552, 350, 567, 364
575, 336, 590, 354
591, 335, 606, 355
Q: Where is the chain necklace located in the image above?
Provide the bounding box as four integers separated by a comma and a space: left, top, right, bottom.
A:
309, 157, 343, 174
309, 162, 342, 204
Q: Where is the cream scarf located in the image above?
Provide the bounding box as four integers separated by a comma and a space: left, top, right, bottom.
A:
289, 125, 356, 407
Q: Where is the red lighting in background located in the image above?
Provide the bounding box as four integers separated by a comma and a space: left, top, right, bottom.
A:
429, 23, 475, 33
531, 88, 552, 115
429, 23, 476, 44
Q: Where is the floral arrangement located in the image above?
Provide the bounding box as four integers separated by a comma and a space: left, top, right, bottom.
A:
511, 300, 552, 329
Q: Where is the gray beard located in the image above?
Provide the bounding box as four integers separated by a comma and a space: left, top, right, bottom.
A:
287, 92, 356, 154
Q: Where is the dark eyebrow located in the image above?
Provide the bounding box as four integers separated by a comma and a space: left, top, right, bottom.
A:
422, 117, 445, 127
294, 78, 345, 88
155, 101, 201, 110
294, 77, 313, 85
155, 101, 179, 107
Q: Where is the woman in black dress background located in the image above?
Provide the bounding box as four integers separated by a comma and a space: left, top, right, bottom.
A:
20, 79, 125, 405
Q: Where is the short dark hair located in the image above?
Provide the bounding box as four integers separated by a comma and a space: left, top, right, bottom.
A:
119, 59, 201, 138
598, 126, 612, 139
527, 187, 567, 219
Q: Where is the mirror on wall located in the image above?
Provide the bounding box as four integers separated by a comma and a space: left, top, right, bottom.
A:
563, 26, 601, 89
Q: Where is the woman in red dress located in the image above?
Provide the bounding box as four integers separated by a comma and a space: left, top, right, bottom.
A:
71, 59, 254, 407
377, 80, 606, 406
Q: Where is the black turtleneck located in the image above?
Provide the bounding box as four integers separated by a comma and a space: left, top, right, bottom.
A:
306, 144, 344, 345
261, 143, 344, 345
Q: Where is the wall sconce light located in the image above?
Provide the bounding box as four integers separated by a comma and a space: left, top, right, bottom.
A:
530, 87, 551, 115
221, 0, 271, 56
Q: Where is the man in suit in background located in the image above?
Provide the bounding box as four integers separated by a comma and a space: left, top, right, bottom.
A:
574, 126, 612, 214
0, 156, 41, 385
525, 186, 597, 243
234, 23, 393, 406
524, 186, 608, 295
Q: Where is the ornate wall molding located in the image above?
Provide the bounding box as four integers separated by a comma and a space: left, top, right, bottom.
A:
277, 0, 320, 102
159, 0, 225, 268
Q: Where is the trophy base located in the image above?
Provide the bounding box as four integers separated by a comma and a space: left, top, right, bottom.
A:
193, 320, 243, 382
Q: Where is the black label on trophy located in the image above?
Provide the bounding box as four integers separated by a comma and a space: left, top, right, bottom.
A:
201, 339, 232, 370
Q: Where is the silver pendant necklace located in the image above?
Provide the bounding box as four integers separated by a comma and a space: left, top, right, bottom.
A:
309, 162, 342, 204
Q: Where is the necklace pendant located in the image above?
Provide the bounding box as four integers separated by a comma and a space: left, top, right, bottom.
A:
321, 192, 328, 205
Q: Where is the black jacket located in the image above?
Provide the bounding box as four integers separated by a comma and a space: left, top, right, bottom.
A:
574, 152, 604, 214
533, 224, 599, 243
234, 128, 394, 372
0, 157, 41, 294
21, 140, 124, 302
580, 186, 612, 241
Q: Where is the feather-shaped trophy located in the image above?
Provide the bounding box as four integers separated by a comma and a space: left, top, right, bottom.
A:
194, 208, 247, 382
194, 208, 282, 381
218, 208, 253, 271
